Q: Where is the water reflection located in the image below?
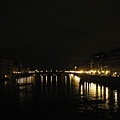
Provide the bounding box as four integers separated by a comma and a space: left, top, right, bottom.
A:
1, 74, 120, 119
16, 76, 34, 84
78, 78, 120, 117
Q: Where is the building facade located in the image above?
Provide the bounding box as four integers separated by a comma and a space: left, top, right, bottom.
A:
0, 55, 13, 79
108, 47, 120, 77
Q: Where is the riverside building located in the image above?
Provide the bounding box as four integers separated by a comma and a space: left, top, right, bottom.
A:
0, 55, 13, 79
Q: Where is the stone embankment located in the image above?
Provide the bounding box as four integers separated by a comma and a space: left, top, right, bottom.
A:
78, 74, 120, 89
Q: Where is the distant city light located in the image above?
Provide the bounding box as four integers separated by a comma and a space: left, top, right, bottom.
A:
35, 69, 39, 73
4, 75, 7, 78
74, 66, 77, 69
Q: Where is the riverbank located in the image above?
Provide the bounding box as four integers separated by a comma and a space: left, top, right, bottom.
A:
79, 74, 120, 89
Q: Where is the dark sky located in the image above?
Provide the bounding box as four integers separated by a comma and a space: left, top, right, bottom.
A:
0, 0, 120, 70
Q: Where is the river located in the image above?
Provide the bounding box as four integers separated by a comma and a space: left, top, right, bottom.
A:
0, 73, 120, 119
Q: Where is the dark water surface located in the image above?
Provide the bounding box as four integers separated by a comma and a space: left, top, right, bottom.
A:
0, 74, 120, 120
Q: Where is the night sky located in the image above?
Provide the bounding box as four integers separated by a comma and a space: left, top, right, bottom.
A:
0, 0, 120, 70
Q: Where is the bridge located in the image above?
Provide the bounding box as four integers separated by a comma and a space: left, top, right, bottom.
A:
12, 69, 120, 93
12, 70, 69, 79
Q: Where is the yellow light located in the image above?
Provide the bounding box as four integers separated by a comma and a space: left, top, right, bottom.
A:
70, 74, 74, 77
98, 71, 101, 74
90, 70, 96, 75
114, 72, 117, 75
5, 75, 7, 78
101, 71, 104, 73
79, 70, 83, 73
74, 75, 80, 81
74, 66, 77, 69
105, 71, 110, 74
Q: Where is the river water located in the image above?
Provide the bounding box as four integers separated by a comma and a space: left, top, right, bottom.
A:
0, 74, 120, 120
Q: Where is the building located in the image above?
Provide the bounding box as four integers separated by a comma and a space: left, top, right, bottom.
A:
108, 47, 120, 77
13, 62, 30, 74
85, 52, 109, 75
0, 55, 13, 79
89, 52, 108, 70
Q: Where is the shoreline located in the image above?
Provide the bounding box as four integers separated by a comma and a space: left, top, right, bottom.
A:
79, 74, 120, 89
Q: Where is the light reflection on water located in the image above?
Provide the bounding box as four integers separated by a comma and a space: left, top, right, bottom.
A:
1, 74, 120, 119
79, 79, 120, 110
